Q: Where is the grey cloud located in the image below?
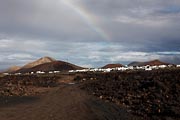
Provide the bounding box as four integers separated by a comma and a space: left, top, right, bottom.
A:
0, 0, 102, 42
0, 0, 180, 69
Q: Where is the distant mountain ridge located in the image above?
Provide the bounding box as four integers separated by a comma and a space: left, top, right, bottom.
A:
3, 57, 174, 74
101, 64, 124, 69
128, 59, 170, 66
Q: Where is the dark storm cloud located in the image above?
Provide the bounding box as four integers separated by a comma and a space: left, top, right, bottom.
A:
81, 0, 180, 52
0, 0, 180, 69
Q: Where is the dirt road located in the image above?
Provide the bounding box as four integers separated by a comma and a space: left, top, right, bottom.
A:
0, 84, 136, 120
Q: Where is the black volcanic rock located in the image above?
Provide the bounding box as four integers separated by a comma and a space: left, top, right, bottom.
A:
80, 69, 180, 119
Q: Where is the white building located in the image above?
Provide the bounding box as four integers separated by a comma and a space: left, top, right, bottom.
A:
117, 67, 128, 71
54, 71, 60, 73
158, 65, 167, 68
15, 73, 22, 75
36, 71, 45, 74
177, 65, 180, 67
3, 73, 9, 75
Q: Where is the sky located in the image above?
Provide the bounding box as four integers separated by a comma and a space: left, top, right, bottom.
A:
0, 0, 180, 69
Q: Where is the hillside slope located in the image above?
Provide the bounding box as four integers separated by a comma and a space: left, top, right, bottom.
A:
3, 66, 21, 73
128, 59, 170, 66
101, 64, 124, 69
17, 61, 83, 73
22, 56, 56, 69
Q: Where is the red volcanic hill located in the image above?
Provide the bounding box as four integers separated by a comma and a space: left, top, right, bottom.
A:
101, 64, 124, 69
144, 59, 170, 66
22, 56, 56, 69
14, 56, 56, 73
128, 59, 170, 66
14, 56, 84, 73
16, 61, 84, 73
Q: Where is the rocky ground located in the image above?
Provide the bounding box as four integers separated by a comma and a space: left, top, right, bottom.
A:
0, 69, 179, 120
0, 75, 59, 96
78, 69, 180, 120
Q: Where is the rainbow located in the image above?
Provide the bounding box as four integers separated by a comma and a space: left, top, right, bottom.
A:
60, 0, 110, 41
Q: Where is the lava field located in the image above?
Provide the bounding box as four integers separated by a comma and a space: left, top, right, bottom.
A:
78, 69, 180, 120
0, 75, 60, 96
